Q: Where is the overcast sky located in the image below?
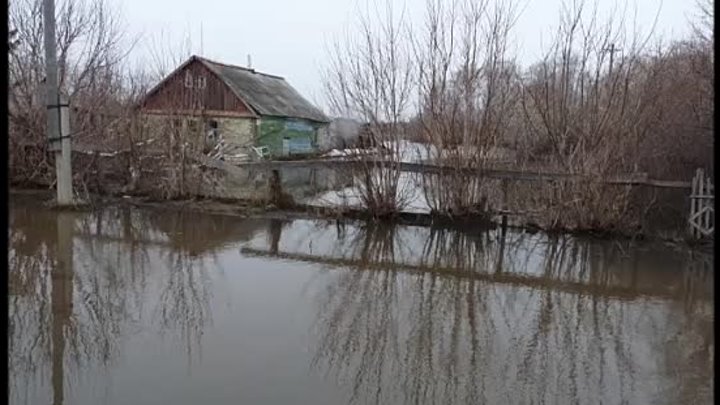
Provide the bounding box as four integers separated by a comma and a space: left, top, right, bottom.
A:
118, 0, 698, 108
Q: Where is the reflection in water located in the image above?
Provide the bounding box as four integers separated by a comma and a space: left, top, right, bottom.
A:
9, 200, 714, 405
243, 220, 714, 405
8, 203, 266, 405
9, 207, 56, 403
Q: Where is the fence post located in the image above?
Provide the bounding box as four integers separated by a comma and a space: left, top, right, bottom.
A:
704, 175, 711, 236
697, 169, 704, 239
690, 169, 698, 239
688, 168, 714, 240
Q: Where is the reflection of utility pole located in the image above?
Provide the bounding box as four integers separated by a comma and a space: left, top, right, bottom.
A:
602, 43, 622, 78
496, 180, 509, 274
43, 0, 74, 205
51, 212, 75, 405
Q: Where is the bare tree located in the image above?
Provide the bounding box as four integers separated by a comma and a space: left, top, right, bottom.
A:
690, 0, 713, 46
9, 0, 132, 186
413, 0, 521, 217
145, 28, 195, 83
323, 0, 416, 216
9, 0, 224, 200
516, 0, 664, 230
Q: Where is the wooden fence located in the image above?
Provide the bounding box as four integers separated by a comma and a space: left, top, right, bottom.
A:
233, 158, 692, 188
689, 168, 714, 240
143, 155, 715, 239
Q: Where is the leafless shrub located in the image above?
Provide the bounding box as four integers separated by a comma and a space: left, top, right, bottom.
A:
516, 0, 665, 231
323, 0, 416, 216
116, 109, 225, 200
634, 0, 713, 181
414, 0, 521, 216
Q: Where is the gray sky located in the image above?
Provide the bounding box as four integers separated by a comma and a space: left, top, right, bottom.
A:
119, 0, 698, 108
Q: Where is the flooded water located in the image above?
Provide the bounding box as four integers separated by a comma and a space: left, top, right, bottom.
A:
9, 199, 714, 405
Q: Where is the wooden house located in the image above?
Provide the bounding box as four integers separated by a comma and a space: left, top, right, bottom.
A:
139, 55, 329, 158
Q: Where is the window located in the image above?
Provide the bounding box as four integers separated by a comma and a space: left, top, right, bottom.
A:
197, 76, 207, 89
184, 72, 193, 88
206, 120, 219, 142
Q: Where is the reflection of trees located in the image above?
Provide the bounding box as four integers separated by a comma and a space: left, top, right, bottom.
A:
312, 223, 403, 404
9, 207, 56, 402
9, 206, 149, 405
655, 249, 714, 404
154, 248, 214, 368
72, 209, 151, 367
9, 203, 267, 404
144, 210, 265, 367
289, 222, 714, 404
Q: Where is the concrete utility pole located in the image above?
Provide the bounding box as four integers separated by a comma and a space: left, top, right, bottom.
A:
43, 0, 73, 205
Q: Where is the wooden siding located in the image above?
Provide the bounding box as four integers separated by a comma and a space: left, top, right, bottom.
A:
141, 60, 254, 115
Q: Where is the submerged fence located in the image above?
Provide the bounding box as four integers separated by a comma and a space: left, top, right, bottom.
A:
217, 158, 710, 240
28, 144, 709, 240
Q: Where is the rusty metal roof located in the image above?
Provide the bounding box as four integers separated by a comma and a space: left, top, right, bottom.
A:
196, 56, 330, 123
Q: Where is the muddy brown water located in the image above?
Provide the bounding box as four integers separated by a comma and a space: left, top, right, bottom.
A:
9, 199, 714, 405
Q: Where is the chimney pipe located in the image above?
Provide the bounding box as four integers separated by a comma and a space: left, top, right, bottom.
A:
247, 54, 252, 69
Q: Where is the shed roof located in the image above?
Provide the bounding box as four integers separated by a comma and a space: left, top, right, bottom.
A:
194, 56, 329, 123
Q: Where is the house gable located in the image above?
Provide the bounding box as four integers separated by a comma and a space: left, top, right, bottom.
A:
140, 57, 257, 117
